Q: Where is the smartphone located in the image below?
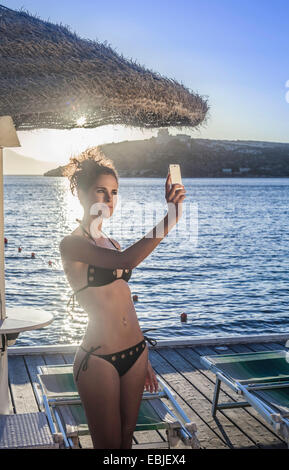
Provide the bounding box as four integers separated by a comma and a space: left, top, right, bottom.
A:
169, 164, 182, 186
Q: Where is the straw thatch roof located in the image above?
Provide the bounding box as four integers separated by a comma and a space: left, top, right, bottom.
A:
0, 4, 209, 131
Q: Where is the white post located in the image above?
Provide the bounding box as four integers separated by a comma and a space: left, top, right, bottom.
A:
0, 146, 6, 320
0, 117, 20, 414
0, 146, 9, 413
0, 147, 6, 319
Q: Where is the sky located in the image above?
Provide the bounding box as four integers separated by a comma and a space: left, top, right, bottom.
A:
3, 0, 289, 165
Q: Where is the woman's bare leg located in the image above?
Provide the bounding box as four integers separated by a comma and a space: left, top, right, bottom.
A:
119, 346, 148, 449
73, 351, 122, 449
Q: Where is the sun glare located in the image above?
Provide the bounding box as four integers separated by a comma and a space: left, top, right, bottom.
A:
76, 116, 86, 127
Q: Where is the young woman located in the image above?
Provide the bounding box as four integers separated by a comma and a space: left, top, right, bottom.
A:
59, 147, 186, 449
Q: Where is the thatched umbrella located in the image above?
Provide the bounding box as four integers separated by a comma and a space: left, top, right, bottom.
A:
0, 4, 209, 131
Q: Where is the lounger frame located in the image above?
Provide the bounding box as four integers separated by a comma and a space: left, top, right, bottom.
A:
34, 364, 199, 449
201, 351, 289, 447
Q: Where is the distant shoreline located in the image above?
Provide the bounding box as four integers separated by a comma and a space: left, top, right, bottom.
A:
5, 133, 289, 177
42, 133, 289, 179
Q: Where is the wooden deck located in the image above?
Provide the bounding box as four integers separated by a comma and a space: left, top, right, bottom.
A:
7, 334, 289, 449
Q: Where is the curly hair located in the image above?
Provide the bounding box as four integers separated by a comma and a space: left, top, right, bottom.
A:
64, 146, 119, 196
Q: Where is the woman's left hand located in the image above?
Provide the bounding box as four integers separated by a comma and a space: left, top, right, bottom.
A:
144, 360, 159, 393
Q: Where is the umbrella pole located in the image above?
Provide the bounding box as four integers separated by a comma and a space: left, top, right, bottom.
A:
0, 146, 9, 414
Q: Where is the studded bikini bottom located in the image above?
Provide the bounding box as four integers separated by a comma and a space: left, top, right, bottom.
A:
75, 338, 148, 382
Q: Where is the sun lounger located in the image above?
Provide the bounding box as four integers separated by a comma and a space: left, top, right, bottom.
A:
201, 349, 289, 446
34, 364, 199, 449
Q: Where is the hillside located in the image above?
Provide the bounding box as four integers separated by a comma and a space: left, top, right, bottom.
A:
44, 132, 289, 178
4, 149, 57, 175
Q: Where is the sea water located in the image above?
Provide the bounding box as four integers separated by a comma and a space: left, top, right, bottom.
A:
4, 176, 289, 346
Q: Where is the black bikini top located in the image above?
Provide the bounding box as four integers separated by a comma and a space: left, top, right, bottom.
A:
66, 220, 132, 313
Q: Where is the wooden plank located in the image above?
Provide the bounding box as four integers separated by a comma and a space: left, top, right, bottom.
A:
5, 354, 15, 413
77, 435, 93, 449
23, 354, 46, 411
8, 355, 39, 413
62, 353, 75, 364
133, 429, 167, 448
8, 333, 289, 355
7, 382, 14, 414
132, 442, 168, 449
150, 333, 289, 348
238, 343, 272, 353
43, 354, 66, 366
250, 342, 284, 352
9, 345, 79, 355
24, 354, 46, 389
150, 349, 232, 449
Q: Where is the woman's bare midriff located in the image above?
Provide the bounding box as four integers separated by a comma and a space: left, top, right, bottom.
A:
76, 280, 144, 352
62, 231, 144, 355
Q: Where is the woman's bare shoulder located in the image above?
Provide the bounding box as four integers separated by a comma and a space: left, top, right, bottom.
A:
59, 231, 91, 257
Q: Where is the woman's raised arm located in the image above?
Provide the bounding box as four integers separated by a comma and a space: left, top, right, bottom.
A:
60, 174, 186, 270
59, 211, 177, 270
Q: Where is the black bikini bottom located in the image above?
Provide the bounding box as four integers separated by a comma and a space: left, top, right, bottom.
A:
75, 338, 147, 382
